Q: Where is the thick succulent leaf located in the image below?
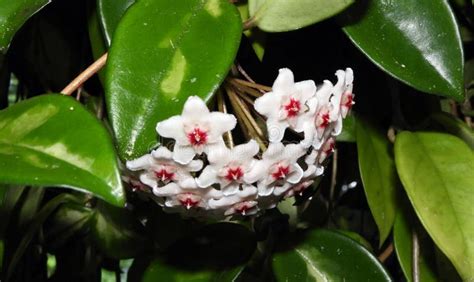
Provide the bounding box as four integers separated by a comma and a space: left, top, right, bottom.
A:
342, 0, 464, 100
0, 0, 51, 53
395, 132, 474, 280
91, 201, 147, 259
356, 118, 397, 246
97, 0, 135, 47
105, 0, 242, 160
249, 0, 355, 32
393, 211, 438, 282
0, 95, 124, 206
272, 229, 391, 281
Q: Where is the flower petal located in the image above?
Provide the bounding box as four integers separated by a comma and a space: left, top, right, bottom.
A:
257, 182, 274, 196
139, 172, 158, 188
182, 96, 210, 120
272, 68, 295, 92
207, 112, 237, 141
295, 80, 316, 102
153, 182, 181, 197
316, 80, 333, 103
186, 159, 203, 172
222, 183, 240, 196
254, 91, 281, 116
196, 165, 219, 188
287, 164, 304, 184
266, 120, 288, 143
151, 146, 173, 160
126, 154, 152, 171
156, 116, 187, 144
173, 144, 196, 164
232, 139, 260, 160
243, 160, 268, 183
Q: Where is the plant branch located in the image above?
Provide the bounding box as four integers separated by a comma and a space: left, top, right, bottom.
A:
61, 53, 108, 96
378, 243, 394, 263
412, 230, 420, 282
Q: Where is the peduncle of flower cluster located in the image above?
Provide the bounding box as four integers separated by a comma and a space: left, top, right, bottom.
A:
125, 68, 354, 218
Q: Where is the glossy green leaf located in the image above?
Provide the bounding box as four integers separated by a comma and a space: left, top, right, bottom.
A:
105, 0, 242, 160
249, 0, 355, 32
91, 201, 147, 259
342, 0, 464, 100
356, 118, 397, 246
141, 260, 243, 282
272, 229, 391, 281
97, 0, 136, 47
0, 95, 124, 206
393, 211, 438, 282
0, 0, 51, 53
395, 132, 474, 280
430, 112, 474, 149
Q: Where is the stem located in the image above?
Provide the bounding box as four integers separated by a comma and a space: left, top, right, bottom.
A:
61, 53, 108, 96
226, 85, 267, 151
217, 90, 234, 148
329, 149, 338, 211
243, 17, 257, 30
378, 243, 394, 263
230, 78, 272, 92
412, 231, 420, 282
237, 64, 257, 84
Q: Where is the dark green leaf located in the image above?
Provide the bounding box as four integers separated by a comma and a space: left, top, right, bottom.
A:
395, 132, 474, 280
393, 210, 438, 282
105, 0, 242, 160
272, 229, 391, 281
0, 0, 51, 53
356, 118, 397, 246
249, 0, 355, 32
0, 95, 124, 206
91, 201, 147, 259
343, 0, 464, 100
97, 0, 136, 47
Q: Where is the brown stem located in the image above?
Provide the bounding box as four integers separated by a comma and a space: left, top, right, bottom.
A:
243, 17, 257, 30
230, 78, 272, 92
217, 90, 234, 148
61, 53, 108, 96
378, 243, 394, 263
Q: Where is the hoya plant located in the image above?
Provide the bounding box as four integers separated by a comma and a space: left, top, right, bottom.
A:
0, 0, 473, 281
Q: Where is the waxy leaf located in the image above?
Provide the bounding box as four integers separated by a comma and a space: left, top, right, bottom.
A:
356, 118, 397, 246
249, 0, 355, 32
393, 211, 438, 282
97, 0, 135, 47
395, 132, 474, 280
105, 0, 242, 160
430, 112, 474, 149
343, 0, 464, 100
0, 95, 124, 206
0, 0, 51, 53
272, 229, 391, 281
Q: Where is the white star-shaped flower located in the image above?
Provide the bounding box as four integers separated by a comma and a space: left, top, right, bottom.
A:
208, 185, 259, 216
196, 140, 260, 196
246, 142, 306, 196
254, 68, 316, 143
126, 146, 202, 190
156, 96, 237, 164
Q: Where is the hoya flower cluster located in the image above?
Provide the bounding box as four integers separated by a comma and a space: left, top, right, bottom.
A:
126, 68, 354, 218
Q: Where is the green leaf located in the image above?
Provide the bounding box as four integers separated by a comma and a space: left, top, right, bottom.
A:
105, 0, 242, 160
249, 0, 355, 32
97, 0, 136, 47
393, 210, 438, 282
337, 114, 355, 142
429, 112, 474, 149
0, 95, 124, 206
272, 229, 391, 281
0, 0, 51, 53
395, 132, 474, 280
342, 0, 464, 100
356, 118, 397, 246
91, 201, 147, 259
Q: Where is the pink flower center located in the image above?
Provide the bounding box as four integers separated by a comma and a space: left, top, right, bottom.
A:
315, 109, 331, 129
225, 167, 244, 181
283, 98, 301, 118
187, 128, 208, 146
323, 139, 335, 155
342, 92, 353, 109
154, 169, 175, 182
271, 164, 290, 180
177, 193, 201, 209
233, 201, 258, 216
